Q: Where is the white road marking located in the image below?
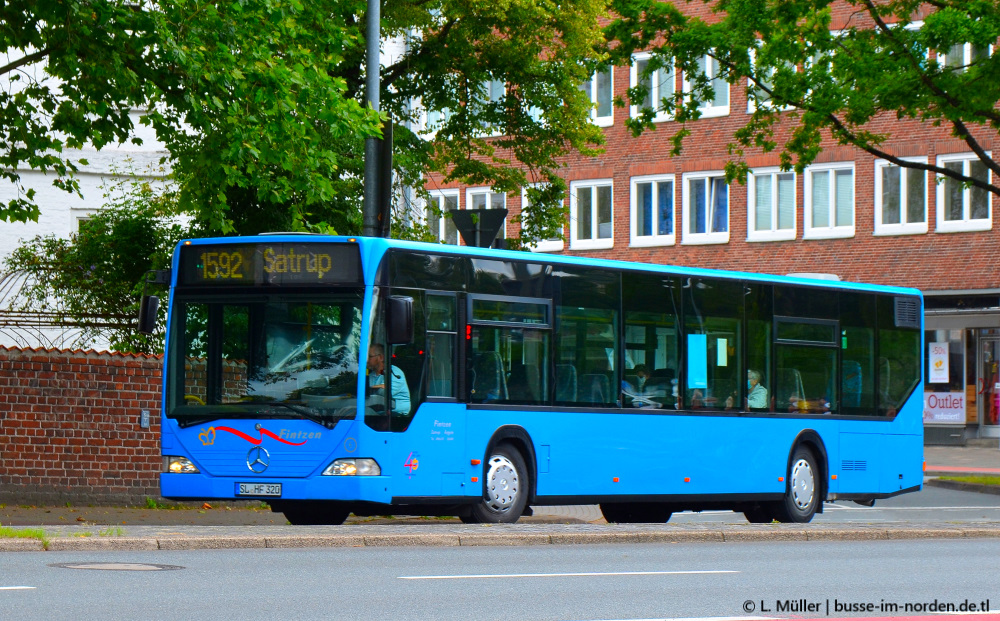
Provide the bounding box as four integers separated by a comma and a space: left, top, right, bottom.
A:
0, 587, 35, 590
400, 570, 738, 580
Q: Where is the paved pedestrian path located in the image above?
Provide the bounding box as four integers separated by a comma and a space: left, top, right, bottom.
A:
3, 520, 1000, 552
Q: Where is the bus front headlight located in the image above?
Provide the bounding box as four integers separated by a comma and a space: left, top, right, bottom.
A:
163, 456, 200, 474
322, 458, 381, 476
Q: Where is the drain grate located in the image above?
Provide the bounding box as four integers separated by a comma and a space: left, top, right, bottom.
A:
49, 562, 184, 571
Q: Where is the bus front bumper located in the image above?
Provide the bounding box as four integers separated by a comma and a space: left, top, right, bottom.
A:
160, 473, 392, 504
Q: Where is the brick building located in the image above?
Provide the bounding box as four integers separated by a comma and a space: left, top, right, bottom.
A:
422, 9, 999, 444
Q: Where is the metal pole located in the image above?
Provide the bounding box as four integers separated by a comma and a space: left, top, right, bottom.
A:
362, 0, 381, 237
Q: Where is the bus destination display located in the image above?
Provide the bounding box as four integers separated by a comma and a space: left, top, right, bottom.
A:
178, 243, 362, 287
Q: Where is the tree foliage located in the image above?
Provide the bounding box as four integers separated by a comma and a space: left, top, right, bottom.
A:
605, 0, 1000, 192
3, 179, 185, 353
3, 0, 608, 244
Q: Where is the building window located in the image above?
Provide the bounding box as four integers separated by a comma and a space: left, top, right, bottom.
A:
630, 53, 674, 122
581, 68, 613, 127
747, 47, 794, 113
684, 54, 729, 118
747, 168, 796, 242
936, 153, 991, 233
426, 190, 459, 245
874, 159, 928, 236
570, 180, 613, 250
465, 187, 507, 240
522, 185, 564, 253
630, 175, 675, 247
682, 171, 729, 245
804, 163, 854, 239
939, 43, 990, 71
473, 78, 505, 137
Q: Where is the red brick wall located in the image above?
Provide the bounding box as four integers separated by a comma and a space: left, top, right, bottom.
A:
0, 346, 163, 505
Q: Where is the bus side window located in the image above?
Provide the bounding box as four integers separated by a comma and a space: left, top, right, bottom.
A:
426, 294, 457, 399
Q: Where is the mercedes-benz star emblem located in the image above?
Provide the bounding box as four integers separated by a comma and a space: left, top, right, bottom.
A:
246, 447, 270, 473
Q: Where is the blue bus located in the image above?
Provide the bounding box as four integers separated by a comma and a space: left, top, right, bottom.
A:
148, 235, 924, 525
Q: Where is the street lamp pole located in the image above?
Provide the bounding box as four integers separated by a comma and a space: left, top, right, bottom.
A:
362, 0, 381, 237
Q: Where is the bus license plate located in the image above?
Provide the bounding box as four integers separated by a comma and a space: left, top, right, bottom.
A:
236, 482, 282, 497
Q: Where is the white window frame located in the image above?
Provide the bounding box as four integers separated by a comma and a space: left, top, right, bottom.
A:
681, 170, 730, 245
746, 168, 797, 242
522, 184, 565, 253
630, 53, 674, 123
629, 174, 676, 247
425, 189, 460, 244
803, 162, 856, 240
747, 47, 795, 114
569, 179, 614, 250
465, 187, 507, 240
582, 68, 614, 127
874, 157, 929, 236
936, 152, 992, 233
682, 54, 729, 119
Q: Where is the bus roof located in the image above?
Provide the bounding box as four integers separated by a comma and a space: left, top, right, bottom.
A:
175, 234, 922, 298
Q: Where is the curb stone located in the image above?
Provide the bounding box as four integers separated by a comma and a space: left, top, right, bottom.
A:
4, 524, 1000, 552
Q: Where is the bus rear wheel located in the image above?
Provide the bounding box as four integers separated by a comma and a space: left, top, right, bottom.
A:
772, 446, 820, 523
462, 443, 528, 524
600, 503, 673, 524
280, 501, 350, 525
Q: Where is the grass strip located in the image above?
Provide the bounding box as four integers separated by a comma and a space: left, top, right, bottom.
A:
0, 524, 49, 549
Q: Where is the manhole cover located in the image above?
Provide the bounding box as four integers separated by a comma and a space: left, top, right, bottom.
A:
49, 563, 184, 571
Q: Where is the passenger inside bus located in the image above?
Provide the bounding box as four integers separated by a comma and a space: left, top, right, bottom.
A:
747, 369, 768, 409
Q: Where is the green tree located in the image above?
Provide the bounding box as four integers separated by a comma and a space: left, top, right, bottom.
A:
3, 0, 607, 245
604, 0, 1000, 194
3, 178, 185, 353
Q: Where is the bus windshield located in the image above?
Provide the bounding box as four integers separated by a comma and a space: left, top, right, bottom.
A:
167, 292, 365, 427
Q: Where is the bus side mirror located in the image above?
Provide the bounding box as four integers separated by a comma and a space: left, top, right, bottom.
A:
387, 296, 414, 345
138, 295, 159, 335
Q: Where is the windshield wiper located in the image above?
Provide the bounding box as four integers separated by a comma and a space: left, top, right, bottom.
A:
261, 401, 334, 428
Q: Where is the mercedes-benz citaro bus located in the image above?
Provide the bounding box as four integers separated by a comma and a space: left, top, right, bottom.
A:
145, 234, 924, 525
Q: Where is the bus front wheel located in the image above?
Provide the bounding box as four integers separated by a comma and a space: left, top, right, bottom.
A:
280, 501, 350, 525
772, 446, 820, 523
462, 443, 528, 524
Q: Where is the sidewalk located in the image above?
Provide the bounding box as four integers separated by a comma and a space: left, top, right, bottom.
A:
924, 444, 1000, 476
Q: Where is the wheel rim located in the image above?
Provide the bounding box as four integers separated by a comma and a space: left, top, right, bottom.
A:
789, 458, 815, 511
485, 454, 519, 512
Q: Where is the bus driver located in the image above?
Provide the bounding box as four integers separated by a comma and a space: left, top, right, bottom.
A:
367, 343, 411, 416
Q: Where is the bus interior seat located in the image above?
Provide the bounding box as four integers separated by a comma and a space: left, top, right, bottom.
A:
778, 367, 806, 412
507, 362, 539, 402
555, 364, 577, 402
471, 352, 508, 402
580, 373, 611, 405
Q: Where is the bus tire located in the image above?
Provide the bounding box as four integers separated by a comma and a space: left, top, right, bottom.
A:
281, 502, 350, 525
465, 443, 528, 524
600, 503, 673, 524
772, 445, 820, 523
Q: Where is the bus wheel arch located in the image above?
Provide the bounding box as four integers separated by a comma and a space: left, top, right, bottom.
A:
773, 431, 828, 523
462, 426, 536, 524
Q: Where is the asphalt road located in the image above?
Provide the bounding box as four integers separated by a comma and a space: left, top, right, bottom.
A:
1, 538, 997, 621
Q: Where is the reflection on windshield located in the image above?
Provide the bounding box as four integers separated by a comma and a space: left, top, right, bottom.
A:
169, 295, 364, 425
